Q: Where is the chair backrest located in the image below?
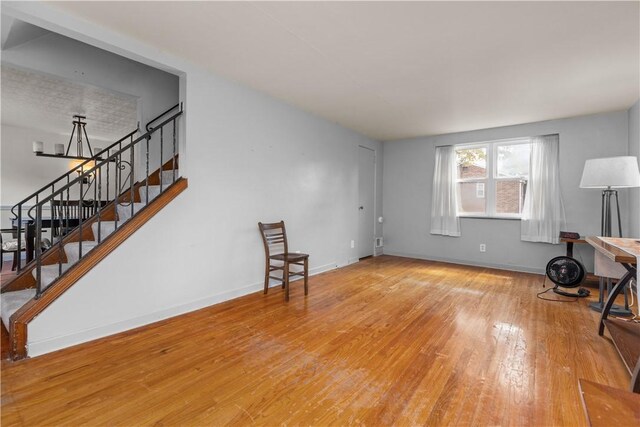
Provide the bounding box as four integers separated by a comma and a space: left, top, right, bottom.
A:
1, 227, 21, 239
258, 221, 289, 257
51, 200, 105, 237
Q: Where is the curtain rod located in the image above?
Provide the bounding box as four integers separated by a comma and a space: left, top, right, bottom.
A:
434, 133, 558, 149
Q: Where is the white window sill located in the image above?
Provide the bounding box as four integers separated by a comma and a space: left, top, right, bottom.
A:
457, 215, 522, 221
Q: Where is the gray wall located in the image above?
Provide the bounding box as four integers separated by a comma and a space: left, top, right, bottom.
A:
383, 111, 630, 273
629, 100, 640, 238
6, 3, 384, 356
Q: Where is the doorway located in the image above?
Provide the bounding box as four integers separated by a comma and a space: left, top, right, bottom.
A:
358, 146, 376, 259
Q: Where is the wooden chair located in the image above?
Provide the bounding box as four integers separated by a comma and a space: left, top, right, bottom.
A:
51, 200, 106, 239
0, 227, 49, 271
258, 221, 309, 301
1, 227, 23, 272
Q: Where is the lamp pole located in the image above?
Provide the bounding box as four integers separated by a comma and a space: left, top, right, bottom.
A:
590, 186, 631, 315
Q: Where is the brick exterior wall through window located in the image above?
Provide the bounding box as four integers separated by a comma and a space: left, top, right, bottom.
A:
458, 164, 527, 214
496, 180, 526, 214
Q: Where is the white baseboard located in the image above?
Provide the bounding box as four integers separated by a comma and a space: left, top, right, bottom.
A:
383, 251, 545, 275
27, 262, 338, 357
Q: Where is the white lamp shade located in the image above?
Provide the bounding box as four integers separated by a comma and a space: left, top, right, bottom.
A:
580, 156, 640, 189
54, 143, 65, 155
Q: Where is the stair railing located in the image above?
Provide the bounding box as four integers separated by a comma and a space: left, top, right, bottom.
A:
11, 105, 183, 297
146, 103, 180, 132
9, 128, 139, 273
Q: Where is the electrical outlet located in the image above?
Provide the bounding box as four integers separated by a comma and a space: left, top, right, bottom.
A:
479, 244, 486, 252
350, 240, 355, 249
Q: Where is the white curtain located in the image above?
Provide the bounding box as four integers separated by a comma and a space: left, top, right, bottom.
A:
431, 145, 460, 237
521, 134, 565, 243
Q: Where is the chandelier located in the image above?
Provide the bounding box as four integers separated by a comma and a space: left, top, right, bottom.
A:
32, 115, 103, 160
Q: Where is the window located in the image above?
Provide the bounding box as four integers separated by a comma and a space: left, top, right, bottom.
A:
455, 139, 530, 218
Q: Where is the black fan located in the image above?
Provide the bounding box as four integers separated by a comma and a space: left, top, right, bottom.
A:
545, 256, 590, 298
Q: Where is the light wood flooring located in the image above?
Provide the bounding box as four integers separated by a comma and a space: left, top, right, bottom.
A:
0, 255, 631, 426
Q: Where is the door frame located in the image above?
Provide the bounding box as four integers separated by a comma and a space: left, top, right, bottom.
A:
358, 145, 377, 259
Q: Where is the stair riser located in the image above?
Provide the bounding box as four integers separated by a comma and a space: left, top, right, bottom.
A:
116, 203, 146, 223
91, 222, 117, 242
138, 185, 161, 203
161, 170, 179, 186
30, 264, 71, 290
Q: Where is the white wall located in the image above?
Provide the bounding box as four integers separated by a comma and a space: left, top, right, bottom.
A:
2, 3, 383, 356
628, 100, 640, 238
383, 111, 630, 274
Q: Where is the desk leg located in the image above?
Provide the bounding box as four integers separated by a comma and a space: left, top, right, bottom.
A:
566, 241, 574, 258
598, 263, 636, 336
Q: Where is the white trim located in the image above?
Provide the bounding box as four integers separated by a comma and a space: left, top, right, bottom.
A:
457, 215, 521, 221
383, 251, 546, 275
428, 229, 461, 237
26, 262, 337, 357
1, 205, 52, 210
347, 257, 360, 265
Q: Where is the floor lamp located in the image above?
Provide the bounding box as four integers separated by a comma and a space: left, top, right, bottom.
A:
580, 156, 640, 315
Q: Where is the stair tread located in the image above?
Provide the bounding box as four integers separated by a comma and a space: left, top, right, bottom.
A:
64, 241, 99, 264
40, 263, 72, 271
1, 289, 36, 330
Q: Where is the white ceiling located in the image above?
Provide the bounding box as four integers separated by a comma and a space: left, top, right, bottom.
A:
52, 1, 640, 141
1, 64, 138, 141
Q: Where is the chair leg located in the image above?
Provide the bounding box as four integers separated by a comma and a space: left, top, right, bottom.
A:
304, 257, 309, 296
263, 261, 270, 294
282, 266, 286, 289
11, 252, 18, 271
284, 261, 290, 302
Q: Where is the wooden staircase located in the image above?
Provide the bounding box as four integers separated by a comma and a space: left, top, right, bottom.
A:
1, 159, 187, 360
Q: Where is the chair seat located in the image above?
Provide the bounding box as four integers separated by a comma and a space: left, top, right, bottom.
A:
2, 238, 51, 252
1, 240, 21, 252
270, 253, 309, 262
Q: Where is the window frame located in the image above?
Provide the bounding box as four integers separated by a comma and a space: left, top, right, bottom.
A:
455, 138, 531, 219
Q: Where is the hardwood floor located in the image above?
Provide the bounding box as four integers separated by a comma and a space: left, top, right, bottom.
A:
1, 260, 18, 287
0, 255, 631, 426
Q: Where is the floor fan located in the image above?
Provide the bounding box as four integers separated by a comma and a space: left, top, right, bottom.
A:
545, 256, 590, 298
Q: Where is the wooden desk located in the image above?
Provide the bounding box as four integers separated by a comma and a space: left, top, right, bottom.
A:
586, 236, 637, 265
586, 236, 639, 393
579, 379, 640, 426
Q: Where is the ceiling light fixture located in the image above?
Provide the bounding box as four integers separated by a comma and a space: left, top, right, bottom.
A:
33, 115, 102, 161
